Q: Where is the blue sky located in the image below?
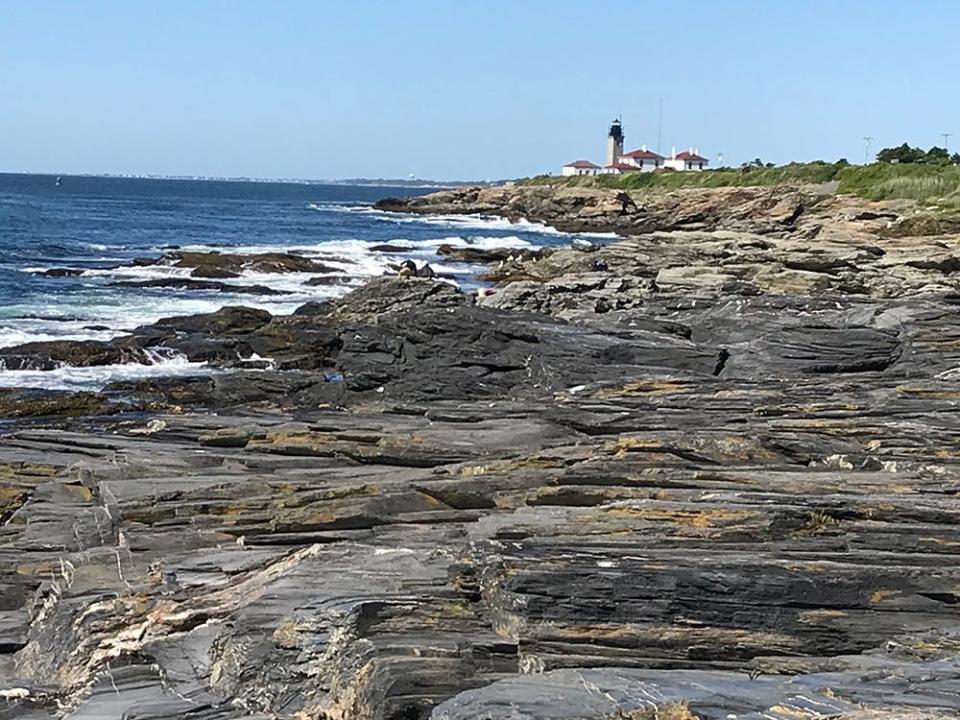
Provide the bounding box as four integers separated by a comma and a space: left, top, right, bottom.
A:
2, 1, 957, 179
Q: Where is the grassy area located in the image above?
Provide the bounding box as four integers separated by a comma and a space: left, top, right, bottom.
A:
523, 161, 843, 191
836, 163, 960, 208
522, 161, 960, 210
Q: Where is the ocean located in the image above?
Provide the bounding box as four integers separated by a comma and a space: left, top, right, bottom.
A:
0, 174, 609, 390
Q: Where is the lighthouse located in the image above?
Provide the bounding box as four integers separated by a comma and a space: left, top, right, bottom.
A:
606, 119, 624, 167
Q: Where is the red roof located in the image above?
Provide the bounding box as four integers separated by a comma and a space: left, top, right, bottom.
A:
622, 148, 664, 160
605, 163, 642, 171
675, 151, 708, 161
563, 159, 600, 168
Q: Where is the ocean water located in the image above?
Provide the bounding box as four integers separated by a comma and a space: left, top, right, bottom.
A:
0, 173, 611, 390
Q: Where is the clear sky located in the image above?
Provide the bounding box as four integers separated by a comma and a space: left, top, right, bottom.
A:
2, 0, 958, 179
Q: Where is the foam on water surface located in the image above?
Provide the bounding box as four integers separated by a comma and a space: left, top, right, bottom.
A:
0, 352, 210, 391
0, 178, 617, 388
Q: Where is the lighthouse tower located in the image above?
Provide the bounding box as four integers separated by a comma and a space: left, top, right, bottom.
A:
606, 119, 624, 167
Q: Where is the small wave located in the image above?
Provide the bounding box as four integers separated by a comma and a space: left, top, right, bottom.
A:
0, 351, 210, 391
358, 208, 557, 233
0, 327, 122, 349
355, 207, 620, 239
306, 201, 369, 211
413, 235, 534, 249
80, 265, 193, 280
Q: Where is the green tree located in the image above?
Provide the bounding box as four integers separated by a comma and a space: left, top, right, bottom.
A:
923, 146, 951, 164
876, 143, 925, 164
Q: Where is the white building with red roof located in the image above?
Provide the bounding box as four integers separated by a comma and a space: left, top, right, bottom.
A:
618, 145, 664, 172
560, 159, 600, 177
603, 162, 642, 174
665, 147, 709, 171
560, 122, 709, 176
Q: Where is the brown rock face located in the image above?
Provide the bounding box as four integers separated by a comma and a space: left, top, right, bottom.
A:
376, 183, 824, 235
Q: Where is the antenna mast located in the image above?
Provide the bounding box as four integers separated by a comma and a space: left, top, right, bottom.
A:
942, 133, 952, 152
862, 136, 874, 165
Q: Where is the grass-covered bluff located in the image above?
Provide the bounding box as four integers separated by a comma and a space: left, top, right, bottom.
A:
522, 161, 960, 211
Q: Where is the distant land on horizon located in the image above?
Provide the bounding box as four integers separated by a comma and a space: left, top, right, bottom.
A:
1, 171, 503, 189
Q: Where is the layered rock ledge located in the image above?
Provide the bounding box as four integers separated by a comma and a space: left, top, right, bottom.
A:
1, 184, 959, 719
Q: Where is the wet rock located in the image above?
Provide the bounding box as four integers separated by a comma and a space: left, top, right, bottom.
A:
0, 339, 147, 370
146, 305, 273, 336
435, 244, 549, 264
304, 275, 348, 286
167, 250, 340, 277
112, 278, 290, 295
32, 268, 84, 278
368, 243, 411, 253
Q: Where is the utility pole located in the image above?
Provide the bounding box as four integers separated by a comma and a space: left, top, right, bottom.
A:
942, 133, 952, 151
863, 136, 874, 165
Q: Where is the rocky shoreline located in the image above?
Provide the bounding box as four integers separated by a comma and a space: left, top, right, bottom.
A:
1, 183, 960, 719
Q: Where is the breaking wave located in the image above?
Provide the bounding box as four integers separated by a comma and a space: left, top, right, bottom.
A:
0, 351, 210, 391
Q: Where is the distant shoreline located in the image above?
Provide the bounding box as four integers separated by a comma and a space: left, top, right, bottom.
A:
0, 171, 502, 189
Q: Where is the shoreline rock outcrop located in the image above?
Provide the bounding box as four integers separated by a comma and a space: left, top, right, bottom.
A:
1, 183, 960, 719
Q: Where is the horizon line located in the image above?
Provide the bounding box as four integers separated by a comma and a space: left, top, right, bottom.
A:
0, 170, 507, 186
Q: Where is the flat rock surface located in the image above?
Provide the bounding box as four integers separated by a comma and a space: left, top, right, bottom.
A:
2, 184, 960, 719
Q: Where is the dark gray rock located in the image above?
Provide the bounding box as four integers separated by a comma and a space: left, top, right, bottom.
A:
3, 187, 960, 719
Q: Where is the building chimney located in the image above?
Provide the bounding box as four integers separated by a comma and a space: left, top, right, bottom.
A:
671, 146, 676, 159
642, 144, 647, 152
689, 147, 694, 155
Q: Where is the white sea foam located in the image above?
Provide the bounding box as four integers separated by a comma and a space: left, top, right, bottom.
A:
368, 209, 561, 233
80, 265, 194, 280
0, 327, 122, 349
357, 208, 620, 239
0, 352, 210, 391
8, 199, 609, 356
419, 234, 533, 249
